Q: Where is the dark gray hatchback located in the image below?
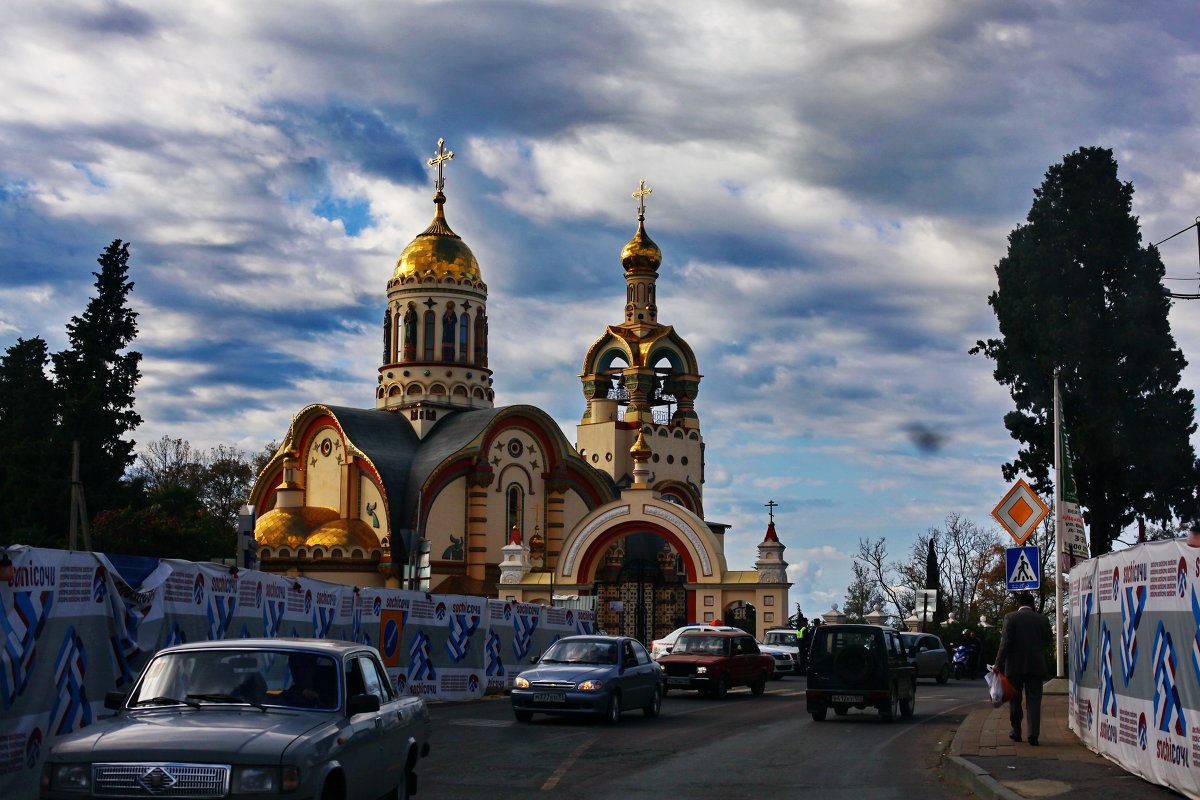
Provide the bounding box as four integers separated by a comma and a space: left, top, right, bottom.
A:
805, 624, 917, 722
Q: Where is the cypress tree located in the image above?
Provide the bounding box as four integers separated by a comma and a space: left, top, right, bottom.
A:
973, 147, 1198, 555
51, 240, 143, 521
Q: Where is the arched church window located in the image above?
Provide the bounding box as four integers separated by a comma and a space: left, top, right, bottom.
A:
459, 313, 470, 362
403, 306, 417, 361
442, 308, 457, 362
474, 309, 488, 368
423, 311, 435, 361
506, 484, 524, 539
382, 307, 392, 365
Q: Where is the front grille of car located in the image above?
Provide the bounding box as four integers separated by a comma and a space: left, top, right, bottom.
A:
529, 680, 576, 690
93, 763, 230, 798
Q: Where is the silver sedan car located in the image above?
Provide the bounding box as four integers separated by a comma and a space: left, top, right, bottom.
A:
39, 639, 430, 800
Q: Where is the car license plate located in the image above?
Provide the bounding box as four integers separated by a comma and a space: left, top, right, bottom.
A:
666, 677, 691, 685
831, 694, 863, 703
533, 692, 565, 703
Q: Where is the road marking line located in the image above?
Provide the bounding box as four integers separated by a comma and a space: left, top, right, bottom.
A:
541, 736, 597, 791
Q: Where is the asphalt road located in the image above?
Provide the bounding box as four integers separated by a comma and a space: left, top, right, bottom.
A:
418, 676, 983, 799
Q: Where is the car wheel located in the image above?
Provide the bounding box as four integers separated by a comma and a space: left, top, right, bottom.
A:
604, 693, 621, 725
936, 664, 950, 684
751, 674, 767, 696
320, 776, 345, 800
811, 707, 827, 721
900, 683, 916, 718
644, 686, 662, 718
833, 706, 848, 716
713, 674, 730, 699
879, 684, 898, 723
513, 709, 533, 722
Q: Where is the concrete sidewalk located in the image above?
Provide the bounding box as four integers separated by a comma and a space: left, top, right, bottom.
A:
943, 682, 1180, 800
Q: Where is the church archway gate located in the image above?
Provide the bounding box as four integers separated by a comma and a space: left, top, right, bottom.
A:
725, 601, 756, 638
591, 531, 688, 646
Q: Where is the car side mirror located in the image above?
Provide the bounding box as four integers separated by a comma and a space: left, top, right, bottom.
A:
347, 694, 381, 716
105, 690, 129, 711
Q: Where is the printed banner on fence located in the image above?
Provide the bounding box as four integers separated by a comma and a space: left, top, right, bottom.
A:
1069, 539, 1200, 799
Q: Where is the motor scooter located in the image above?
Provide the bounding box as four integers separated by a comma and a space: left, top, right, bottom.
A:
952, 644, 971, 679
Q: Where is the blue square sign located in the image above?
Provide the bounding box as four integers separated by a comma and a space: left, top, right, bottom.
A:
1005, 546, 1040, 591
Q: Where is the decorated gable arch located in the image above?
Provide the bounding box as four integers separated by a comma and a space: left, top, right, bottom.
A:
561, 499, 721, 584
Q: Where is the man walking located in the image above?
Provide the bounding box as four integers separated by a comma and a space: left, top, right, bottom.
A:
993, 591, 1053, 745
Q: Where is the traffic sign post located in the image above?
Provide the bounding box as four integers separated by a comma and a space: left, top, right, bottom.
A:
1005, 546, 1040, 591
991, 479, 1050, 545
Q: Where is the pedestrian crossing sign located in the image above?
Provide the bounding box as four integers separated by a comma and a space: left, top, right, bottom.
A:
1005, 546, 1040, 591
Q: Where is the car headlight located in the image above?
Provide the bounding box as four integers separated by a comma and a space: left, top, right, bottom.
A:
46, 764, 91, 793
232, 766, 300, 793
514, 676, 531, 689
695, 666, 707, 674
576, 680, 604, 691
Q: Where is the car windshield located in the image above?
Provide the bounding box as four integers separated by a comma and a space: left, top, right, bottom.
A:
540, 640, 617, 665
130, 650, 340, 711
901, 633, 918, 648
764, 632, 795, 646
671, 635, 729, 656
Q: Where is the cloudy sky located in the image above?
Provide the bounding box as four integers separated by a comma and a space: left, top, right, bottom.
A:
3, 0, 1200, 617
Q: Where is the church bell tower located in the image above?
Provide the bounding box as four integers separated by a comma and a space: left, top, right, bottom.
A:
376, 139, 493, 436
576, 182, 705, 513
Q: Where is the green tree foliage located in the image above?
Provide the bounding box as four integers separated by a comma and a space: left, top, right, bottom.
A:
0, 337, 66, 544
973, 147, 1199, 555
133, 436, 258, 537
51, 240, 143, 518
90, 484, 235, 562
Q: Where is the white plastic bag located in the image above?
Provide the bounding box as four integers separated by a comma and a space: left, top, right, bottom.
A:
984, 664, 1015, 707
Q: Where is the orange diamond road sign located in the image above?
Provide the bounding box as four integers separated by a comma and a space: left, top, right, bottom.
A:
991, 479, 1050, 545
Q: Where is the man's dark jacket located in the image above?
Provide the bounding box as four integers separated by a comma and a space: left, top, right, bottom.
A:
994, 607, 1052, 677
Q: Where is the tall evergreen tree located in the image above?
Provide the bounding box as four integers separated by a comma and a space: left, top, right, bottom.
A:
52, 240, 143, 520
973, 147, 1198, 555
0, 337, 66, 544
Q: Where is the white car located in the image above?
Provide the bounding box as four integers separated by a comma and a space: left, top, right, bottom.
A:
650, 625, 744, 660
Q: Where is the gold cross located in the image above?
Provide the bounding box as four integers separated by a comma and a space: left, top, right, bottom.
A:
632, 179, 653, 217
428, 138, 454, 192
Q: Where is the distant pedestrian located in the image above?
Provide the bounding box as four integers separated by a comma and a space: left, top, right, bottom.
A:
993, 591, 1053, 746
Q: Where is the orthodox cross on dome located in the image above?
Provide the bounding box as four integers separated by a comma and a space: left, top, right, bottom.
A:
764, 499, 778, 523
632, 179, 653, 218
428, 138, 454, 193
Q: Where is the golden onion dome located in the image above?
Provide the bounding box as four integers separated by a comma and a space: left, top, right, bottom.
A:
393, 192, 480, 283
621, 217, 661, 273
306, 518, 380, 551
255, 506, 338, 548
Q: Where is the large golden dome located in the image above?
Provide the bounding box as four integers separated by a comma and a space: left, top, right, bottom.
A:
621, 217, 661, 273
306, 519, 379, 551
393, 192, 480, 283
255, 506, 339, 548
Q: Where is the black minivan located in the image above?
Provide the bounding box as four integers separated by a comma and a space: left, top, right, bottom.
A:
805, 624, 917, 722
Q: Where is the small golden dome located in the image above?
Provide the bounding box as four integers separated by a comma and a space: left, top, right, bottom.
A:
255, 506, 338, 548
621, 217, 661, 273
306, 518, 379, 551
630, 430, 653, 462
393, 193, 480, 283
